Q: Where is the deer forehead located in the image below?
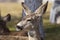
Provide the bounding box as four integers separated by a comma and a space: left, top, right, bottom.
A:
22, 13, 36, 20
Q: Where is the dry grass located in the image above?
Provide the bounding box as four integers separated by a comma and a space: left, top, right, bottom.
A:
0, 3, 22, 17
0, 35, 28, 40
0, 3, 22, 31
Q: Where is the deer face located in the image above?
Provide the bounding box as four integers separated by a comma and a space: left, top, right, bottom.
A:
0, 14, 11, 34
16, 14, 36, 31
16, 1, 48, 31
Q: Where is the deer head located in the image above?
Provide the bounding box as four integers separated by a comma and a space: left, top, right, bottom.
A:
16, 1, 48, 31
0, 13, 11, 34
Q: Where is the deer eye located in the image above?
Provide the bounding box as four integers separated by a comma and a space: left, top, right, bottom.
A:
27, 19, 31, 21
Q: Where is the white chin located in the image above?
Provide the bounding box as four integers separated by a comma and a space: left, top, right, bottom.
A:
56, 17, 60, 24
16, 28, 21, 31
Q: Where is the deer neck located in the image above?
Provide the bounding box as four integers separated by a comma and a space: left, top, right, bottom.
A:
28, 16, 43, 40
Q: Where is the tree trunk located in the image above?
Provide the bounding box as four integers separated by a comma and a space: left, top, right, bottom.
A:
22, 0, 45, 40
22, 0, 42, 17
50, 0, 60, 24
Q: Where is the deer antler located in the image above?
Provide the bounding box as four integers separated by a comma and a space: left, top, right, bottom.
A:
34, 1, 48, 15
21, 2, 32, 15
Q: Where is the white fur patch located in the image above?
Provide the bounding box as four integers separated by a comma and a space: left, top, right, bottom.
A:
28, 31, 37, 40
17, 22, 23, 26
56, 16, 60, 24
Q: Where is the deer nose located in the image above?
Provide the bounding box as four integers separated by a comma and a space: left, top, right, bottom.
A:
16, 26, 23, 30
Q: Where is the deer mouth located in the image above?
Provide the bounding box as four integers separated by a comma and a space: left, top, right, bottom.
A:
16, 26, 23, 30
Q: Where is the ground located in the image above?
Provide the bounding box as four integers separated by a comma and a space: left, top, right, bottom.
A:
0, 3, 60, 40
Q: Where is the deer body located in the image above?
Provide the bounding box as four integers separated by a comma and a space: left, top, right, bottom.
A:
0, 13, 28, 36
0, 14, 28, 36
0, 14, 11, 35
16, 1, 48, 40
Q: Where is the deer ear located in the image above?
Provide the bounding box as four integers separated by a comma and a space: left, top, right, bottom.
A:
34, 1, 48, 16
3, 14, 11, 22
21, 2, 32, 15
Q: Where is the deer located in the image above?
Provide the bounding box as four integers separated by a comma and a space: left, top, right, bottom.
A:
16, 1, 48, 40
0, 12, 28, 36
0, 13, 28, 36
0, 13, 11, 35
0, 13, 27, 40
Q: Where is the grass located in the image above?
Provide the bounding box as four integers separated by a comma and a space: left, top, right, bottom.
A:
0, 3, 60, 40
0, 3, 22, 31
43, 3, 60, 40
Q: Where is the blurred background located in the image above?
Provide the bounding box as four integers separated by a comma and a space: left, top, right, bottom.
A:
0, 0, 60, 40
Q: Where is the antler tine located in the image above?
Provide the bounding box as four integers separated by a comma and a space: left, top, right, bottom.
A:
34, 1, 48, 14
21, 2, 32, 15
21, 2, 27, 10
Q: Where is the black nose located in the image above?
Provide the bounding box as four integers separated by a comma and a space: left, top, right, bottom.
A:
16, 26, 23, 30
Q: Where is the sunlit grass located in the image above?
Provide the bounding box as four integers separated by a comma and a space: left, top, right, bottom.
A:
0, 3, 22, 31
